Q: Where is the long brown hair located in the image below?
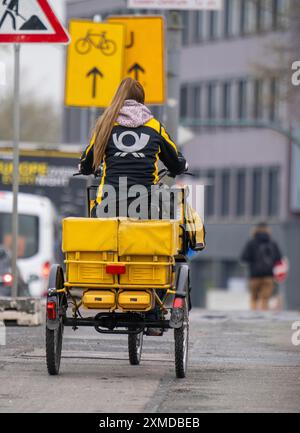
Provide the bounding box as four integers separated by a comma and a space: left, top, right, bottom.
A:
92, 77, 145, 169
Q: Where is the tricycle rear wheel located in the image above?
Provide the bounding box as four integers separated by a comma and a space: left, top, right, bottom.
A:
174, 298, 189, 379
46, 321, 64, 375
46, 265, 65, 376
128, 330, 144, 365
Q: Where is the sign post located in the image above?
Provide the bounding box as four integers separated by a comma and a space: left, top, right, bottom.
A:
11, 43, 20, 298
0, 0, 69, 298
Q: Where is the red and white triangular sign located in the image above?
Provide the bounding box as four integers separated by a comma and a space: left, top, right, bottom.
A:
0, 0, 69, 43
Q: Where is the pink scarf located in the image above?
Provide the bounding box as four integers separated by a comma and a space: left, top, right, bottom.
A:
117, 99, 153, 128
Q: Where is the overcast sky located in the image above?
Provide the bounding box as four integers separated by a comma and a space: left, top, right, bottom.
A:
1, 0, 66, 109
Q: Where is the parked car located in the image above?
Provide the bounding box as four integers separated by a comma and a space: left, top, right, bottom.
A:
0, 246, 29, 297
0, 192, 60, 296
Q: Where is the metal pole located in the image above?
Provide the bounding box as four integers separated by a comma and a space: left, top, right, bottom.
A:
165, 11, 183, 145
11, 43, 20, 298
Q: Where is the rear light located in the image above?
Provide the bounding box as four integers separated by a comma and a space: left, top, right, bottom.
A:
173, 297, 184, 309
3, 273, 13, 286
106, 264, 126, 275
47, 301, 56, 320
42, 261, 51, 278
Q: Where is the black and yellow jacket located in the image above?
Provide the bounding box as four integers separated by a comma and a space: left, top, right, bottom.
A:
80, 118, 186, 202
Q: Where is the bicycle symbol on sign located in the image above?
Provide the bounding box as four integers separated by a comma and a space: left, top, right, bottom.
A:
75, 31, 117, 56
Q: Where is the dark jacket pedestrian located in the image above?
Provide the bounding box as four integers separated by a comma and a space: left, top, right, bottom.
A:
241, 223, 282, 310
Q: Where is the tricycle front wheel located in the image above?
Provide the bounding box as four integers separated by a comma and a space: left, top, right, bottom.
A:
128, 330, 144, 365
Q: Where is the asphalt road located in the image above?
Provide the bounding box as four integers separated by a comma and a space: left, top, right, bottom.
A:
0, 309, 299, 413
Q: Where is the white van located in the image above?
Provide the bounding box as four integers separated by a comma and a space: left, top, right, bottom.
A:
0, 191, 59, 297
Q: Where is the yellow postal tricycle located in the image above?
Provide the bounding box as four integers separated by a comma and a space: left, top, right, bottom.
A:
45, 172, 205, 379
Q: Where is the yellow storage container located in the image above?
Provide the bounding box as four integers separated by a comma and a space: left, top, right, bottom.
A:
62, 218, 118, 252
65, 251, 116, 285
119, 255, 172, 287
118, 290, 153, 312
118, 219, 179, 256
62, 218, 119, 286
82, 290, 116, 309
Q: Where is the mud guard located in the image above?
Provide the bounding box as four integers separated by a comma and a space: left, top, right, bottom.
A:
46, 265, 64, 331
170, 264, 189, 329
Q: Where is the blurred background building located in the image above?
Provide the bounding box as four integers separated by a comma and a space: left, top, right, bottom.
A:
64, 0, 300, 309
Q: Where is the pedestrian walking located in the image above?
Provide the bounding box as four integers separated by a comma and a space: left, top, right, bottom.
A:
241, 222, 283, 310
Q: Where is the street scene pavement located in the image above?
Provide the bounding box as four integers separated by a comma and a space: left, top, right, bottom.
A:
1, 305, 299, 413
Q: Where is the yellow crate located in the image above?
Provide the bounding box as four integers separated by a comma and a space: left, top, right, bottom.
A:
118, 219, 179, 256
82, 290, 116, 310
119, 255, 172, 287
65, 251, 116, 285
62, 218, 118, 252
118, 290, 153, 312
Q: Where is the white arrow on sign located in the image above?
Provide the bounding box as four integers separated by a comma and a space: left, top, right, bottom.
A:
0, 0, 69, 43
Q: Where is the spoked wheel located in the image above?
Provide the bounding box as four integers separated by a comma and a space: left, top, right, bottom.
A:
46, 265, 66, 376
174, 298, 189, 379
128, 330, 144, 365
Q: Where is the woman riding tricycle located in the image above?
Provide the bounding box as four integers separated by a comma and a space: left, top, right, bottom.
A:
45, 78, 205, 379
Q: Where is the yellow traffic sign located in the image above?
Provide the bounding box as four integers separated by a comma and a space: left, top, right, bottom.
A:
65, 20, 125, 108
108, 16, 166, 105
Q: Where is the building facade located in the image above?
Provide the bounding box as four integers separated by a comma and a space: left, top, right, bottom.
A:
65, 0, 300, 309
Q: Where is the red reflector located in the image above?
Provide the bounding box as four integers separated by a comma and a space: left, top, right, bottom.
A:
42, 261, 51, 278
47, 301, 56, 320
3, 273, 13, 286
106, 264, 126, 275
173, 297, 184, 309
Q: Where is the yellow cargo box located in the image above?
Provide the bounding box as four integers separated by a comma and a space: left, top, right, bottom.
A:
62, 218, 118, 252
65, 251, 116, 285
82, 290, 116, 309
118, 220, 179, 256
118, 290, 153, 312
119, 255, 172, 287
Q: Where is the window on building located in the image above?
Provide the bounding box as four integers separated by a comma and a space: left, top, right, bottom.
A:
224, 0, 233, 37
194, 10, 204, 42
236, 170, 246, 216
238, 79, 247, 119
256, 0, 262, 32
209, 11, 218, 40
207, 83, 217, 119
252, 169, 263, 216
253, 79, 263, 119
272, 0, 285, 30
240, 0, 247, 35
192, 85, 202, 118
182, 11, 189, 45
205, 171, 215, 217
269, 77, 278, 122
221, 171, 231, 217
180, 86, 188, 118
268, 167, 279, 216
222, 82, 231, 119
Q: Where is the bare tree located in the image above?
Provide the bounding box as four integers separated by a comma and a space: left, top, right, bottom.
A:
250, 0, 300, 123
0, 93, 61, 143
